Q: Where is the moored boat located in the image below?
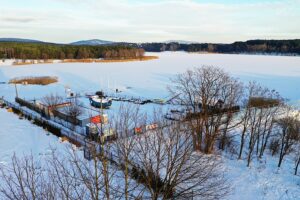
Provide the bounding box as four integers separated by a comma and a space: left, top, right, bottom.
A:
89, 95, 112, 108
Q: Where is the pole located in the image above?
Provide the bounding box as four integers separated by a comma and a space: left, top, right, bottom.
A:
14, 84, 18, 98
101, 96, 103, 126
100, 93, 103, 143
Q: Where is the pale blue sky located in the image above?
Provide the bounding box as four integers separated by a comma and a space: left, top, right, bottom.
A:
0, 0, 299, 43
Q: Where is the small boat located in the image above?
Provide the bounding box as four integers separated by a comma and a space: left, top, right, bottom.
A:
152, 98, 165, 105
89, 95, 112, 108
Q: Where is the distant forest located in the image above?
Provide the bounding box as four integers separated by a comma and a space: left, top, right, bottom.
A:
0, 42, 145, 60
1, 39, 299, 60
134, 39, 300, 55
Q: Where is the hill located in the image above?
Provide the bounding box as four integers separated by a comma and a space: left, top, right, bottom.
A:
70, 39, 114, 46
0, 38, 45, 43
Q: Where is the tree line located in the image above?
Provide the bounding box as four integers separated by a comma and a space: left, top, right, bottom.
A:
131, 39, 300, 55
1, 39, 299, 60
0, 42, 145, 60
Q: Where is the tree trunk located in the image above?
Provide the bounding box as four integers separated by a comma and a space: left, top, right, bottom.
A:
196, 126, 202, 151
256, 133, 260, 156
278, 154, 284, 168
204, 136, 214, 154
247, 132, 255, 167
192, 130, 198, 151
295, 156, 300, 175
247, 148, 252, 167
238, 128, 246, 160
125, 158, 129, 200
278, 134, 285, 168
259, 127, 272, 159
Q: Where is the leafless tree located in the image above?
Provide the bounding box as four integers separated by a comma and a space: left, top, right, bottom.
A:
112, 104, 148, 200
69, 145, 113, 200
294, 143, 300, 176
62, 97, 84, 130
64, 101, 84, 121
0, 104, 229, 200
169, 66, 243, 154
127, 116, 229, 200
238, 96, 251, 160
41, 93, 64, 117
0, 146, 127, 200
257, 102, 281, 159
42, 93, 63, 107
0, 154, 55, 200
276, 107, 300, 168
237, 82, 282, 166
218, 78, 243, 151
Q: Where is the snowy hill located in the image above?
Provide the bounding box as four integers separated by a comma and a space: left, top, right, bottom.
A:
164, 40, 199, 44
0, 38, 45, 43
70, 39, 114, 46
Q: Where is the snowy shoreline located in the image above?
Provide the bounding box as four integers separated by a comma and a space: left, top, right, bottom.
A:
0, 56, 158, 67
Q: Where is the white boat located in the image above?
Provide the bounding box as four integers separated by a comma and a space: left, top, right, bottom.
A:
89, 95, 112, 108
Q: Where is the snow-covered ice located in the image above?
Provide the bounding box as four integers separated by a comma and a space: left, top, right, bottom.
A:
1, 52, 300, 102
0, 52, 300, 199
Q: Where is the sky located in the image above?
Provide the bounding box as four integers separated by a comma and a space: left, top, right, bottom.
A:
0, 0, 299, 43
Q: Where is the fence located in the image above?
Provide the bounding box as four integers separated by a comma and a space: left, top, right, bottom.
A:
2, 98, 87, 146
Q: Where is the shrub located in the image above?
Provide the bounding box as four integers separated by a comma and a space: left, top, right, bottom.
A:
9, 76, 58, 85
269, 138, 280, 156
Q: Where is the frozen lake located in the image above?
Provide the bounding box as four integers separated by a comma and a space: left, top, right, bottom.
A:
0, 52, 300, 103
0, 52, 300, 199
1, 52, 300, 156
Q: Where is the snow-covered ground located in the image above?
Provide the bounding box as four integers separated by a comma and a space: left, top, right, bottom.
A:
0, 108, 68, 163
224, 152, 300, 200
0, 52, 300, 199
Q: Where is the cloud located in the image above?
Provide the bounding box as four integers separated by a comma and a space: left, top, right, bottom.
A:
1, 17, 36, 23
0, 0, 299, 43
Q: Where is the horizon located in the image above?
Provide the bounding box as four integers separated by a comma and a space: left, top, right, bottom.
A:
1, 0, 300, 43
1, 37, 300, 45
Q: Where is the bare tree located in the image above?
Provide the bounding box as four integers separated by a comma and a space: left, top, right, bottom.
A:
276, 107, 300, 168
41, 93, 64, 117
238, 82, 282, 166
46, 149, 85, 200
257, 102, 280, 159
62, 97, 84, 130
42, 94, 63, 107
127, 115, 229, 200
169, 66, 243, 153
294, 143, 300, 175
0, 154, 55, 200
0, 104, 229, 200
0, 146, 131, 200
64, 103, 84, 122
112, 104, 147, 200
218, 78, 243, 151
